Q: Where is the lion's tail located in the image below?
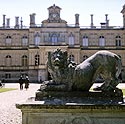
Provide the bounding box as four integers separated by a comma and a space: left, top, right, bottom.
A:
115, 55, 122, 79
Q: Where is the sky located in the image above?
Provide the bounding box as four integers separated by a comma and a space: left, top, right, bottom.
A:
0, 0, 124, 27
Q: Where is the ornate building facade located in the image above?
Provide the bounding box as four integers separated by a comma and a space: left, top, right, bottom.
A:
0, 4, 125, 82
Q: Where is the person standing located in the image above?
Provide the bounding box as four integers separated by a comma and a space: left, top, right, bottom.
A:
24, 76, 29, 90
19, 76, 23, 90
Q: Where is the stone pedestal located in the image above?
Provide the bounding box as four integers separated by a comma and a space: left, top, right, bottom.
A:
16, 101, 125, 124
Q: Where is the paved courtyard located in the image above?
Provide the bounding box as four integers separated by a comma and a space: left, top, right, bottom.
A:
0, 83, 41, 124
0, 83, 125, 124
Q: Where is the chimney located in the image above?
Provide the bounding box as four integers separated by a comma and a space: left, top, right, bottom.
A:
75, 14, 79, 27
3, 15, 6, 28
30, 13, 36, 27
20, 17, 23, 29
121, 4, 125, 28
6, 18, 10, 28
105, 14, 109, 27
15, 16, 19, 29
90, 14, 94, 28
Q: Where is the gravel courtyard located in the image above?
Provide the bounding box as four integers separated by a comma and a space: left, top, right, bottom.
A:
0, 83, 41, 124
0, 83, 124, 124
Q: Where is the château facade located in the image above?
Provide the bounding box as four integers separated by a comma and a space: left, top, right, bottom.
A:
0, 4, 125, 82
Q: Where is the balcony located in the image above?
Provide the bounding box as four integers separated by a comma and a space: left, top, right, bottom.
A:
0, 45, 29, 49
81, 45, 125, 50
29, 65, 46, 70
0, 66, 28, 70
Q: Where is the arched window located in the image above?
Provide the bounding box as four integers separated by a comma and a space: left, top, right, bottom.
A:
99, 36, 105, 46
22, 36, 28, 46
6, 36, 12, 46
6, 55, 12, 66
22, 55, 28, 66
51, 34, 58, 44
116, 36, 121, 46
68, 33, 74, 46
34, 33, 40, 46
35, 54, 40, 66
82, 36, 88, 46
83, 55, 88, 61
69, 54, 75, 62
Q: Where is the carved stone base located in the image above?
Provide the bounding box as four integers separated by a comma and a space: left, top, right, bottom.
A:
16, 101, 125, 124
16, 85, 124, 124
35, 91, 123, 104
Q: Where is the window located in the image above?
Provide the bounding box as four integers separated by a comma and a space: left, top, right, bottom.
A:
22, 55, 28, 66
22, 36, 28, 46
35, 54, 40, 66
34, 33, 40, 46
99, 36, 105, 46
83, 55, 88, 61
116, 36, 121, 46
51, 34, 58, 43
69, 54, 75, 62
49, 33, 59, 44
6, 55, 12, 66
6, 36, 12, 46
5, 73, 11, 79
68, 33, 74, 46
82, 36, 88, 46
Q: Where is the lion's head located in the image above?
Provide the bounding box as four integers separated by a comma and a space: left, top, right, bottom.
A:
47, 49, 69, 84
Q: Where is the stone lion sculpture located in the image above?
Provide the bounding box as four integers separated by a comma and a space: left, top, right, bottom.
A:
47, 49, 122, 93
74, 50, 122, 91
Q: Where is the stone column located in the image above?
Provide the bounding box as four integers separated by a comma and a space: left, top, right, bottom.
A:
15, 16, 19, 29
20, 17, 23, 29
90, 14, 94, 28
3, 15, 6, 28
30, 13, 36, 27
123, 15, 125, 28
105, 14, 109, 28
75, 14, 79, 27
121, 4, 125, 28
6, 18, 10, 28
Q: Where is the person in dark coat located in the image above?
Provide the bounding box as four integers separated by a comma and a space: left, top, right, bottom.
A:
19, 76, 23, 90
24, 76, 29, 90
0, 80, 2, 87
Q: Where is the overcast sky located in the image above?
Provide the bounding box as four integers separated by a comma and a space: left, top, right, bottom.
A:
0, 0, 124, 27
